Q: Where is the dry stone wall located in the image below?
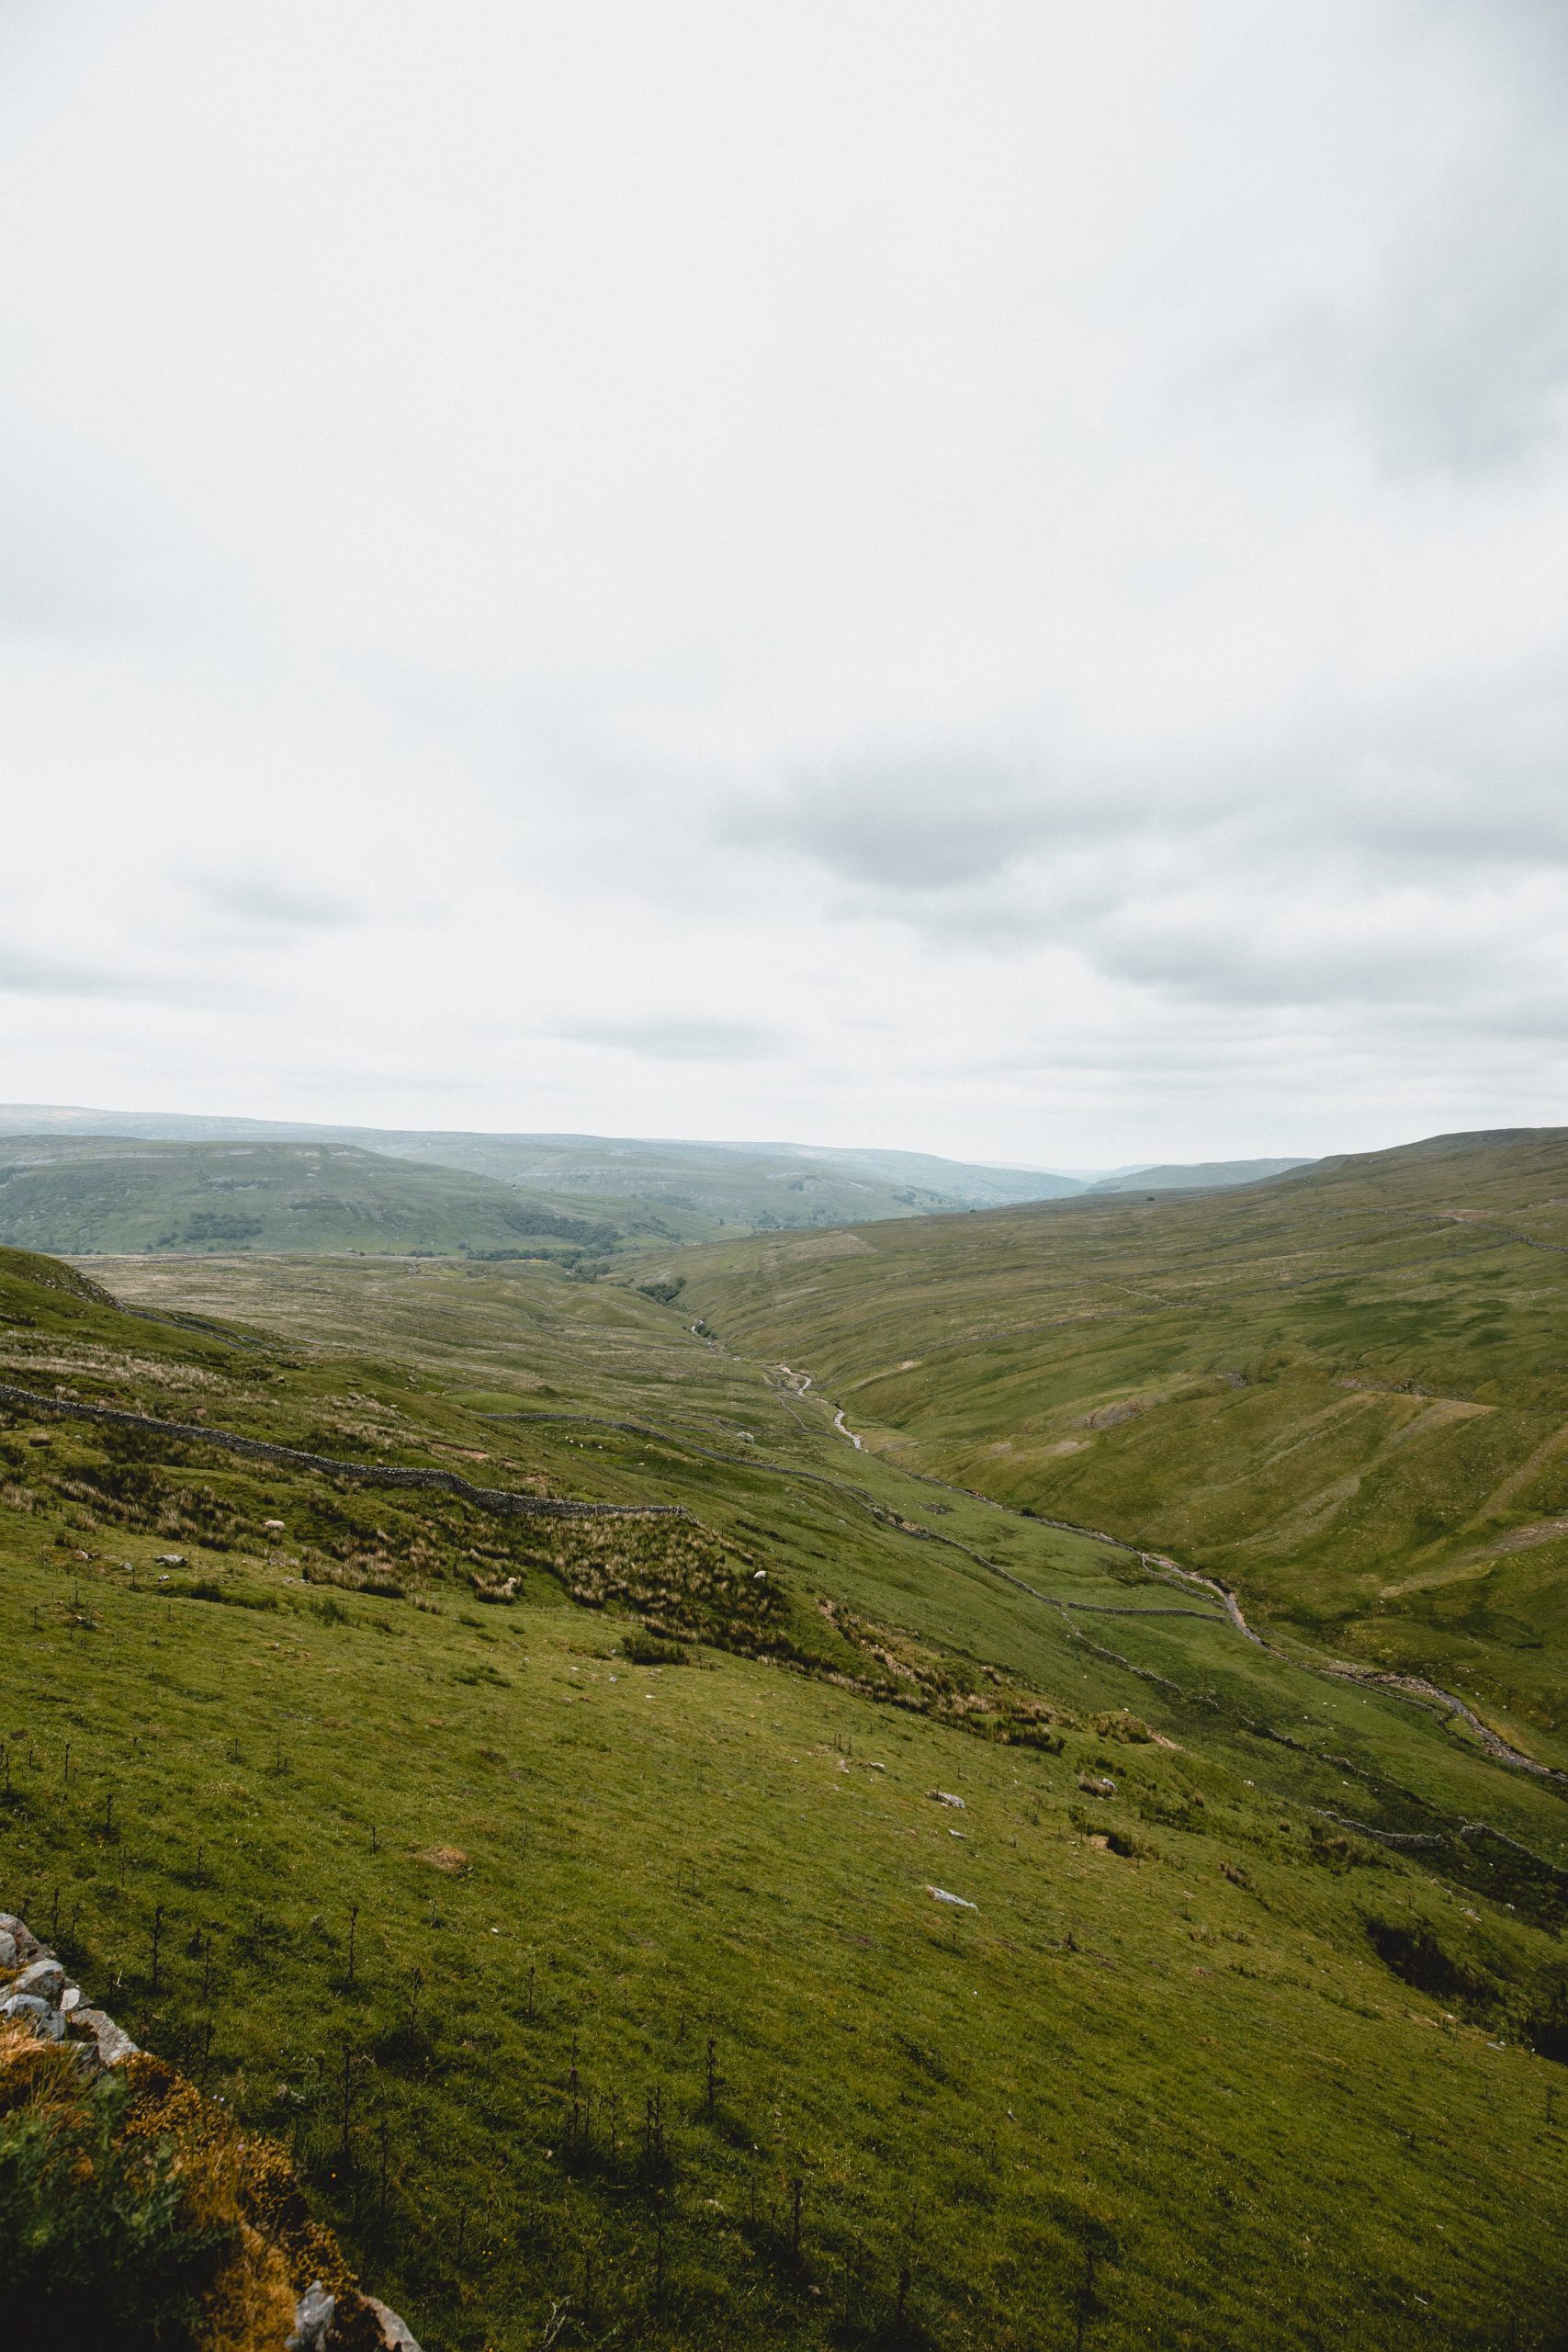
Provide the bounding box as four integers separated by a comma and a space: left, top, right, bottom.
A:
0, 1378, 688, 1522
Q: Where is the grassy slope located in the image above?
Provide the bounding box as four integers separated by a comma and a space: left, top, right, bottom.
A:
3, 1243, 1567, 2349
0, 1138, 627, 1259
669, 1131, 1568, 1762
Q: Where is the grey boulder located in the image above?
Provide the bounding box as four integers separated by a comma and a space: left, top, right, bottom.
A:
0, 1914, 41, 1962
66, 2007, 139, 2066
288, 2283, 423, 2352
363, 2299, 423, 2351
13, 1957, 65, 2003
288, 2282, 337, 2350
1, 1992, 65, 2040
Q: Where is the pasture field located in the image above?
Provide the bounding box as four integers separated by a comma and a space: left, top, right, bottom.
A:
2, 1237, 1566, 2348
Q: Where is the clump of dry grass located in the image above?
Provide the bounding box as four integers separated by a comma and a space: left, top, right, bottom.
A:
0, 2025, 378, 2352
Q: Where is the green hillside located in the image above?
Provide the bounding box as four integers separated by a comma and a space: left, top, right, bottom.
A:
0, 1108, 1085, 1232
0, 1136, 626, 1261
670, 1129, 1568, 1762
4, 1238, 1567, 2349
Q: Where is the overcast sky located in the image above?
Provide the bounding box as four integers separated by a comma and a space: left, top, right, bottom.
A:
3, 1, 1566, 1167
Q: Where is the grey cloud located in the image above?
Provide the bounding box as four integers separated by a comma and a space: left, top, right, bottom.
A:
0, 948, 134, 999
0, 487, 148, 641
1424, 0, 1568, 76
0, 945, 230, 1008
192, 874, 359, 931
562, 1017, 787, 1063
1082, 901, 1486, 1011
734, 759, 1080, 894
1343, 180, 1568, 478
1245, 12, 1568, 479
725, 681, 1568, 1026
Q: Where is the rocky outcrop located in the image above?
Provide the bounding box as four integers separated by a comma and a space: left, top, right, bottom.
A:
0, 1909, 140, 2075
288, 2280, 423, 2350
1, 1909, 422, 2352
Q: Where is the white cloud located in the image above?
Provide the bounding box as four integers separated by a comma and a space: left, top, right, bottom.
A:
2, 1, 1567, 1165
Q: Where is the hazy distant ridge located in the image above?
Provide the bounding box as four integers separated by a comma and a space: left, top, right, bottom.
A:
0, 1109, 1318, 1239
0, 1107, 1083, 1234
1088, 1156, 1313, 1193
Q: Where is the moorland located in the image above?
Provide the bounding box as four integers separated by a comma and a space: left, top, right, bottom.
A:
3, 1139, 1567, 2349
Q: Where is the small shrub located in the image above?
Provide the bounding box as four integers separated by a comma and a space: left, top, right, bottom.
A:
1304, 1823, 1385, 1872
1365, 1917, 1494, 2007
1524, 1971, 1568, 2064
0, 2050, 235, 2352
166, 1578, 277, 1612
1089, 1710, 1153, 1744
622, 1629, 693, 1667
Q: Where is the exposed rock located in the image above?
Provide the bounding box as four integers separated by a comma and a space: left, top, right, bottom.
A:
0, 1911, 42, 1962
0, 1931, 16, 1969
288, 2280, 337, 2349
362, 2294, 423, 2350
1, 1992, 65, 2039
13, 1955, 65, 2002
930, 1790, 966, 1809
288, 2282, 424, 2352
66, 2007, 139, 2067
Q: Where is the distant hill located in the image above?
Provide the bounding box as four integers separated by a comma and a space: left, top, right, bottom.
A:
0, 1107, 1082, 1234
0, 1136, 623, 1259
756, 1141, 1083, 1207
1088, 1156, 1314, 1193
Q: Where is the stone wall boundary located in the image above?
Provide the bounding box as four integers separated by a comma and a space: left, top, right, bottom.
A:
0, 1380, 689, 1524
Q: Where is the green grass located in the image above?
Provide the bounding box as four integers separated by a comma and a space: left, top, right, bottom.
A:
671, 1129, 1568, 1760
3, 1239, 1568, 2348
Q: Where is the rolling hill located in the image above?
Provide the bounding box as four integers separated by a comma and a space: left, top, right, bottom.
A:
671, 1127, 1568, 1759
4, 1235, 1566, 2350
0, 1136, 626, 1260
0, 1107, 1085, 1231
0, 1108, 1322, 1239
